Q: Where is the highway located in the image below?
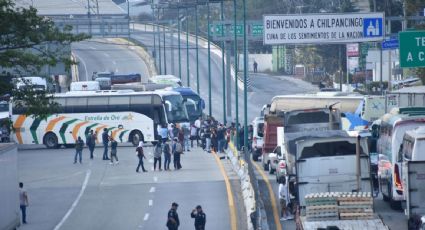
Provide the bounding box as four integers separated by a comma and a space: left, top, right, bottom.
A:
72, 39, 150, 82
18, 146, 244, 230
131, 25, 318, 122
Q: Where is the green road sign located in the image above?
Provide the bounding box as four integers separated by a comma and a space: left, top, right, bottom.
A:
400, 30, 425, 68
251, 24, 263, 36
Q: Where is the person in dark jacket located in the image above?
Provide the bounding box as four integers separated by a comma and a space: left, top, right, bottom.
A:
166, 202, 180, 230
102, 128, 110, 160
74, 136, 84, 164
191, 205, 206, 230
109, 137, 119, 165
136, 141, 147, 172
86, 130, 96, 159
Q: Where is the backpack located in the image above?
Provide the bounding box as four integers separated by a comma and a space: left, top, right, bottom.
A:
175, 142, 183, 153
163, 144, 170, 155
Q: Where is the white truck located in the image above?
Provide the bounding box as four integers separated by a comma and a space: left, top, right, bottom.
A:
404, 161, 425, 230
0, 143, 20, 230
284, 131, 388, 229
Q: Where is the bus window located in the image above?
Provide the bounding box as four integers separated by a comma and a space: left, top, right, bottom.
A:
66, 97, 87, 113
87, 97, 108, 112
109, 96, 129, 110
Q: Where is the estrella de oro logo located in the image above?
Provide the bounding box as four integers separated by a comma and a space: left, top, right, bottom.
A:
363, 18, 383, 37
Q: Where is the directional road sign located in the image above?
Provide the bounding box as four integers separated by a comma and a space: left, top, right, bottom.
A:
382, 38, 399, 50
399, 30, 425, 68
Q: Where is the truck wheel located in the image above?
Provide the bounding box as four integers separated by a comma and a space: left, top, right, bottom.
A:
44, 132, 59, 149
268, 163, 275, 174
382, 193, 390, 202
130, 130, 144, 146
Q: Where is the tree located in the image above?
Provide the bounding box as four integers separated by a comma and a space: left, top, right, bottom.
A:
0, 0, 88, 119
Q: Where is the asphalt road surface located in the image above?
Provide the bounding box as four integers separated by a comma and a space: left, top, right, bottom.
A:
72, 39, 150, 82
18, 145, 244, 230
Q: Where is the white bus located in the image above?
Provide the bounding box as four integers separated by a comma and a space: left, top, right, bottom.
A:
376, 107, 425, 209
10, 90, 189, 148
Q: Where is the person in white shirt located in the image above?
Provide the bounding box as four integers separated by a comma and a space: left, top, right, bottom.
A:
278, 177, 290, 221
19, 182, 29, 224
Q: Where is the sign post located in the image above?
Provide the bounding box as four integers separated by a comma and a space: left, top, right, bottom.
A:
399, 30, 425, 68
263, 13, 385, 45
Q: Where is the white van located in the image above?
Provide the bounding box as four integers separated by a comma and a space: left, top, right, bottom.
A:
401, 127, 425, 199
14, 76, 47, 91
70, 81, 100, 91
251, 117, 264, 161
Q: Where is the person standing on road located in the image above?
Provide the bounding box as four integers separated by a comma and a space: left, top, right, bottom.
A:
253, 60, 258, 73
204, 127, 211, 153
183, 124, 191, 152
19, 182, 29, 224
109, 137, 119, 165
279, 177, 291, 221
74, 136, 84, 164
163, 140, 171, 170
86, 130, 96, 159
136, 141, 147, 172
166, 202, 180, 230
102, 128, 110, 160
159, 124, 169, 143
154, 141, 162, 171
190, 124, 198, 148
172, 138, 183, 170
191, 205, 206, 230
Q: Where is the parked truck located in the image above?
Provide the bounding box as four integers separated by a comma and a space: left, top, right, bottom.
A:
283, 131, 388, 229
262, 107, 341, 172
404, 161, 425, 230
0, 143, 20, 230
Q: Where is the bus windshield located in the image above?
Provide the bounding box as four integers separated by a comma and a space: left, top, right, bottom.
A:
0, 102, 8, 112
163, 95, 189, 123
184, 95, 202, 121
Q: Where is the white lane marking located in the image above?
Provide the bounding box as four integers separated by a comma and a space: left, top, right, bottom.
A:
153, 176, 158, 182
115, 68, 119, 73
148, 158, 154, 163
53, 169, 91, 230
149, 200, 153, 206
103, 53, 110, 57
112, 60, 117, 65
89, 46, 96, 50
143, 213, 149, 221
150, 166, 154, 171
149, 187, 155, 193
73, 53, 89, 81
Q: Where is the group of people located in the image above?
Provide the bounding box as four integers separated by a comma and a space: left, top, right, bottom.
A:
167, 202, 206, 230
73, 128, 118, 165
152, 137, 183, 172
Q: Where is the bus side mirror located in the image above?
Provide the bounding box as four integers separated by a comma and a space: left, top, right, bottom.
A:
201, 99, 205, 109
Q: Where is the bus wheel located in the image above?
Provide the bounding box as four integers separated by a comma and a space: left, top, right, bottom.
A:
130, 130, 144, 146
44, 133, 59, 149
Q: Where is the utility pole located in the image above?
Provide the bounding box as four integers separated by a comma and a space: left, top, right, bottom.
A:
186, 8, 190, 87
163, 10, 167, 75
87, 0, 92, 35
221, 1, 226, 124
157, 9, 162, 75
152, 4, 157, 71
207, 0, 212, 117
195, 1, 200, 94
178, 8, 182, 79
233, 0, 239, 149
243, 0, 248, 153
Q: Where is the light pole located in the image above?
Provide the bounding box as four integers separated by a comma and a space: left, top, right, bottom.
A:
243, 0, 248, 153
151, 3, 157, 71
163, 8, 167, 74
195, 1, 200, 94
178, 8, 182, 79
157, 8, 162, 74
207, 0, 212, 117
233, 0, 239, 149
221, 1, 226, 125
186, 8, 190, 87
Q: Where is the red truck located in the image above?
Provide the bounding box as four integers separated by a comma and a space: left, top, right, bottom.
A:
261, 114, 283, 170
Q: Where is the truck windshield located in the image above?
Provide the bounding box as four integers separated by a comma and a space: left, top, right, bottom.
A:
287, 111, 329, 125
300, 140, 366, 159
163, 95, 189, 123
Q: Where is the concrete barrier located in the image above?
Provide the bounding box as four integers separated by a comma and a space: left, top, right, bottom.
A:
225, 142, 256, 230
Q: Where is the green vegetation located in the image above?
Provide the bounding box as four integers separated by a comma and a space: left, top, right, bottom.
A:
0, 0, 88, 119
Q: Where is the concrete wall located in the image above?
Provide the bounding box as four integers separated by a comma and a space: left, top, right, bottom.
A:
238, 54, 273, 72
0, 143, 19, 230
